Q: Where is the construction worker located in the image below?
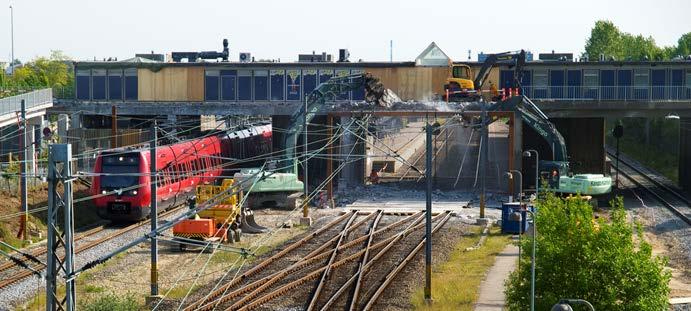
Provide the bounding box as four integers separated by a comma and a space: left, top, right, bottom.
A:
489, 81, 500, 101
369, 169, 380, 184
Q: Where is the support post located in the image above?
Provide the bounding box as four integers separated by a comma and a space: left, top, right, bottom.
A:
326, 114, 334, 205
424, 121, 433, 304
303, 98, 309, 217
480, 100, 488, 219
508, 112, 515, 194
149, 122, 159, 297
111, 106, 118, 148
46, 144, 75, 311
20, 99, 28, 241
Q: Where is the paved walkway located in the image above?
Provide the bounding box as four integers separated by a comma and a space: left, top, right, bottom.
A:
474, 243, 519, 311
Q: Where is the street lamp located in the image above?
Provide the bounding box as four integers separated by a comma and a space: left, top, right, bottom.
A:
523, 149, 539, 197
9, 5, 14, 75
510, 207, 536, 311
504, 170, 523, 202
551, 299, 595, 311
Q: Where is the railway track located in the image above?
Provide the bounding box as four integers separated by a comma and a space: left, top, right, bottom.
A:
382, 127, 452, 182
607, 150, 691, 226
0, 205, 186, 290
183, 210, 451, 311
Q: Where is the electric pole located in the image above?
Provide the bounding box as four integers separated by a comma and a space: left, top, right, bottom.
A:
20, 99, 28, 241
150, 122, 159, 297
424, 120, 433, 304
46, 144, 76, 311
9, 5, 14, 75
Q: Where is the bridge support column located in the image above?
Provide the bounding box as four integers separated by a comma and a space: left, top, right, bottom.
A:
680, 117, 691, 193
338, 116, 358, 191
27, 116, 43, 181
58, 114, 69, 144
167, 115, 177, 137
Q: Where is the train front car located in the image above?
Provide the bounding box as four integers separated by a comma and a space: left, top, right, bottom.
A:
92, 151, 150, 221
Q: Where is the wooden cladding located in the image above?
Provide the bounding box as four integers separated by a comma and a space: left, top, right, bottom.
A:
137, 67, 204, 101
366, 67, 450, 101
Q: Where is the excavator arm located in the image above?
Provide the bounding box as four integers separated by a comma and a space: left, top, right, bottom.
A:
282, 73, 386, 173
488, 95, 568, 162
473, 50, 526, 91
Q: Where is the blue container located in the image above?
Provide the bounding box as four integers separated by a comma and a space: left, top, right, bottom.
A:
501, 202, 527, 234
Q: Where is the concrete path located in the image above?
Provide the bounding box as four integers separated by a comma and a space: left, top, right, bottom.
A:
474, 243, 519, 311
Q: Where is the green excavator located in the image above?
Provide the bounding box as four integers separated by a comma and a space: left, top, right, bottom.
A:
234, 73, 387, 208
457, 50, 612, 196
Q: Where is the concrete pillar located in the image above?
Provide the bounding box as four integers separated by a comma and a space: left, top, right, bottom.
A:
680, 117, 691, 193
57, 114, 69, 144
167, 114, 178, 137
644, 118, 651, 146
338, 116, 356, 191
27, 116, 43, 179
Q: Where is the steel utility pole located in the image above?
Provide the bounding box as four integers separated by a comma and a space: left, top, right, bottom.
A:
424, 120, 433, 304
149, 122, 159, 297
111, 106, 118, 148
46, 144, 76, 311
303, 95, 309, 217
20, 99, 28, 241
9, 5, 14, 75
480, 100, 488, 219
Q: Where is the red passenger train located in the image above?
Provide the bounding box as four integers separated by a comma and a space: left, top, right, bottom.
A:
91, 124, 272, 221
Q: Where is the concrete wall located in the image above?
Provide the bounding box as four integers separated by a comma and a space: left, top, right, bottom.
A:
680, 117, 691, 193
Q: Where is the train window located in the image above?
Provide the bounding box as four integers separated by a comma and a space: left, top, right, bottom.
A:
686, 71, 691, 88
177, 164, 184, 180
634, 69, 649, 87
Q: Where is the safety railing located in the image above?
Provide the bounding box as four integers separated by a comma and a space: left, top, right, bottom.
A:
520, 86, 691, 102
0, 88, 53, 115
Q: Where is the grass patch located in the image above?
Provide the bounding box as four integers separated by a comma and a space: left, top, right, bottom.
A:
164, 284, 201, 300
84, 284, 105, 293
411, 226, 512, 311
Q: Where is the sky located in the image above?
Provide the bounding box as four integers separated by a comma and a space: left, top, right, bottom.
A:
1, 0, 690, 63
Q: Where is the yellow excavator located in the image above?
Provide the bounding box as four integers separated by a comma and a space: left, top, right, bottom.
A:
444, 50, 526, 101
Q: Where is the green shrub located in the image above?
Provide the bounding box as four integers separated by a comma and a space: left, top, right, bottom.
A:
80, 293, 138, 311
505, 193, 670, 310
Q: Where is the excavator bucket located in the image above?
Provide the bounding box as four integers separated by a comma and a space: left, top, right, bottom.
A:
241, 208, 268, 234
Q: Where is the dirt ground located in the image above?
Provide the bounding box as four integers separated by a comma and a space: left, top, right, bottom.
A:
0, 181, 97, 249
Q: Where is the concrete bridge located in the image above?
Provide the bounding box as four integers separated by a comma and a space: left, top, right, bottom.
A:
0, 89, 53, 178
54, 84, 691, 193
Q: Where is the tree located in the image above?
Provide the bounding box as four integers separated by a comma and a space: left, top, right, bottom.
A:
505, 194, 670, 310
584, 20, 623, 60
0, 51, 74, 98
583, 20, 686, 61
677, 33, 691, 56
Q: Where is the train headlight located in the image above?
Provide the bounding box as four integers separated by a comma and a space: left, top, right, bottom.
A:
118, 156, 124, 161
132, 190, 138, 195
102, 190, 107, 195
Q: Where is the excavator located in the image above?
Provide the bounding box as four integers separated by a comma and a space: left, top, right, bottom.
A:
444, 50, 526, 102
455, 51, 612, 196
233, 73, 387, 208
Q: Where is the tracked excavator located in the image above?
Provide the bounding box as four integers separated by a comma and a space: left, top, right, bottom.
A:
456, 50, 612, 196
233, 73, 388, 208
445, 50, 526, 101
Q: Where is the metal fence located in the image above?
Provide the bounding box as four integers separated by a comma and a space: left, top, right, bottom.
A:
522, 86, 691, 102
0, 88, 53, 115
